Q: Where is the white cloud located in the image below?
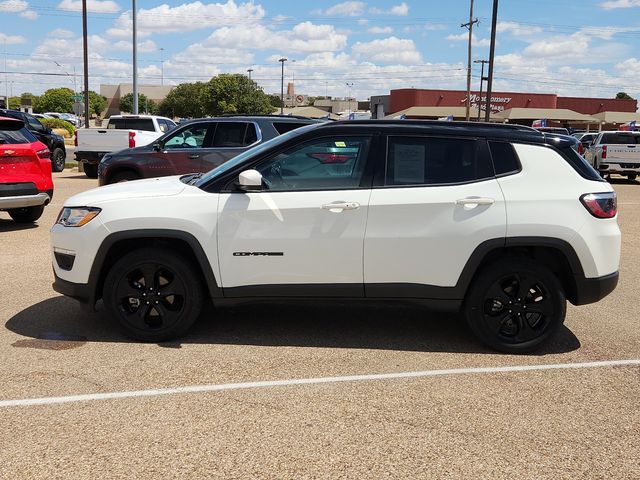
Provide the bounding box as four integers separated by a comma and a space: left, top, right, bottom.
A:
113, 39, 157, 53
424, 23, 447, 31
20, 9, 36, 18
599, 0, 640, 9
352, 36, 421, 64
523, 33, 589, 60
48, 28, 75, 39
58, 0, 121, 13
368, 26, 393, 34
0, 0, 27, 12
0, 32, 25, 44
370, 2, 409, 15
107, 0, 265, 37
497, 21, 542, 36
204, 21, 347, 53
446, 32, 491, 47
323, 1, 365, 16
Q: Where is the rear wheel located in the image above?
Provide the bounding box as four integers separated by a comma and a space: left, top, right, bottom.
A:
51, 148, 66, 172
463, 258, 566, 353
103, 248, 204, 342
8, 205, 45, 223
83, 163, 98, 178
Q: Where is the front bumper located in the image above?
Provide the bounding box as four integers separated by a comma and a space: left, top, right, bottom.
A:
0, 192, 50, 210
572, 271, 619, 305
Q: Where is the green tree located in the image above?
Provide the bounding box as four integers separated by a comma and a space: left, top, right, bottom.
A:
34, 87, 74, 113
267, 94, 282, 109
616, 92, 633, 100
8, 96, 21, 109
206, 74, 273, 116
85, 91, 107, 116
158, 82, 208, 119
119, 92, 154, 114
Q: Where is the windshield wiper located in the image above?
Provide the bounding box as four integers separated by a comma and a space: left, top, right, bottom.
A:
187, 172, 204, 185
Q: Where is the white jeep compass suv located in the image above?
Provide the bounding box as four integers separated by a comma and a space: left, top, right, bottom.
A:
51, 121, 620, 353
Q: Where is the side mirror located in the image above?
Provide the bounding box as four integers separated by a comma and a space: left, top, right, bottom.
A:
153, 142, 163, 152
237, 169, 262, 192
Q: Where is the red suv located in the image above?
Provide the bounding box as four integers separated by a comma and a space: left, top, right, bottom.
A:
0, 117, 54, 223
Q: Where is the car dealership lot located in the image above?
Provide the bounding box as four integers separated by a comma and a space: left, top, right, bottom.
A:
1, 172, 639, 478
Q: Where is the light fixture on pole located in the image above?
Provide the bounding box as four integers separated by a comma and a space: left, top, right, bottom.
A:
278, 57, 287, 114
132, 0, 138, 115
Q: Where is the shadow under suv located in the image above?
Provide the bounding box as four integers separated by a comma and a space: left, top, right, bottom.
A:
97, 115, 323, 185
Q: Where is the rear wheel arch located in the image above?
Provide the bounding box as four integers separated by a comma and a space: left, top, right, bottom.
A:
459, 238, 583, 305
89, 230, 222, 308
106, 167, 141, 184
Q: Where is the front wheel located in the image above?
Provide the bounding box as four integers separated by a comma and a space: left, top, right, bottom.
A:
628, 174, 637, 181
8, 205, 45, 223
103, 248, 204, 342
51, 148, 66, 172
463, 258, 566, 353
83, 163, 98, 178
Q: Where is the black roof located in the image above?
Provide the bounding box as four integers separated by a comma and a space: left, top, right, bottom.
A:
311, 119, 574, 146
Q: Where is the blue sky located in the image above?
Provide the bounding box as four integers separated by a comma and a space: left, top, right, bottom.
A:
1, 0, 640, 103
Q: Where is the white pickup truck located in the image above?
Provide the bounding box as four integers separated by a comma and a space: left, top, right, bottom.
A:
585, 130, 640, 181
75, 115, 176, 178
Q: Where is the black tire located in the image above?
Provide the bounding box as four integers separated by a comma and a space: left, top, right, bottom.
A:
83, 163, 98, 178
109, 170, 140, 184
103, 247, 204, 342
463, 257, 566, 354
51, 147, 66, 172
8, 205, 45, 223
627, 174, 637, 181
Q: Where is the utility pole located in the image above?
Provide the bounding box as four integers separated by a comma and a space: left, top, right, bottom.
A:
484, 0, 499, 122
82, 0, 90, 127
132, 0, 138, 114
346, 82, 354, 115
279, 57, 287, 114
3, 40, 8, 110
247, 68, 253, 80
461, 0, 478, 121
160, 47, 164, 86
474, 59, 489, 121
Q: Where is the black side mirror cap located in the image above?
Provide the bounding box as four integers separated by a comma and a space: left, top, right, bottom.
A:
153, 142, 162, 151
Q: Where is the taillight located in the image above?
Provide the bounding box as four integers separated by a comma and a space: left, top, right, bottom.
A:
74, 131, 78, 147
601, 145, 607, 159
580, 192, 617, 218
308, 153, 352, 164
36, 148, 50, 160
128, 131, 136, 148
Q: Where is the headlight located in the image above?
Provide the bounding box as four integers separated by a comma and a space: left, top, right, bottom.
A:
56, 207, 101, 227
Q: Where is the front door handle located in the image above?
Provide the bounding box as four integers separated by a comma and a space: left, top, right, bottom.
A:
322, 202, 360, 212
456, 197, 495, 207
188, 154, 200, 159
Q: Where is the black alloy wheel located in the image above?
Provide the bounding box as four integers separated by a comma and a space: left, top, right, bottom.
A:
464, 258, 566, 353
51, 148, 66, 172
103, 248, 204, 341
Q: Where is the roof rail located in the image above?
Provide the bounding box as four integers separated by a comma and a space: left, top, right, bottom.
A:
333, 119, 537, 132
219, 113, 321, 120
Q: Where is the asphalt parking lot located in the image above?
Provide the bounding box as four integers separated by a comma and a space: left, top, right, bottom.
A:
1, 171, 639, 479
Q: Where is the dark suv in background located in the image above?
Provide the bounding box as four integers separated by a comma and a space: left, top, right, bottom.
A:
97, 115, 324, 185
0, 109, 67, 172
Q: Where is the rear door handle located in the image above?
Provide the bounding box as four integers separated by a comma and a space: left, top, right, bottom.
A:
188, 154, 200, 159
456, 197, 495, 206
322, 202, 360, 212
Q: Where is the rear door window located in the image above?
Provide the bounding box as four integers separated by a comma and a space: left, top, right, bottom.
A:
212, 122, 258, 147
385, 136, 493, 185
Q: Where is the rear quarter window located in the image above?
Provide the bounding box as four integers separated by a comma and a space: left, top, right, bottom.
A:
488, 141, 521, 176
272, 122, 313, 135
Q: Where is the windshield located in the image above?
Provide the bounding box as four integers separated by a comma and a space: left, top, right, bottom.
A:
194, 123, 320, 187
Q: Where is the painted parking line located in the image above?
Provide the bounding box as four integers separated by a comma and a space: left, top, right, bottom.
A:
1, 359, 639, 408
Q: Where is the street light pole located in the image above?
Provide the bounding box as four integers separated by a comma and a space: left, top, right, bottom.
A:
346, 82, 354, 115
82, 0, 90, 128
132, 0, 138, 114
160, 47, 164, 86
4, 40, 8, 110
247, 68, 253, 80
484, 0, 499, 122
279, 57, 287, 114
474, 59, 489, 121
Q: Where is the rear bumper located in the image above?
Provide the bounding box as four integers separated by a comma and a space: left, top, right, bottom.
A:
599, 163, 640, 174
75, 151, 105, 165
572, 271, 619, 306
0, 192, 50, 210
